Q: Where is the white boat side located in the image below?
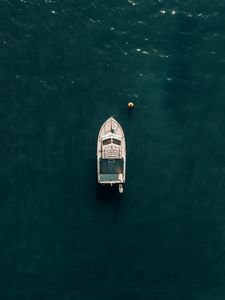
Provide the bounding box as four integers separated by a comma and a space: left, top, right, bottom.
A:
97, 117, 126, 190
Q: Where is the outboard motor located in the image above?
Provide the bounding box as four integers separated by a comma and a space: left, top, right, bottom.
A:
119, 184, 123, 193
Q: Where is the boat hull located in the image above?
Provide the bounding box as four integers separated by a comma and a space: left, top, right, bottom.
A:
97, 117, 126, 189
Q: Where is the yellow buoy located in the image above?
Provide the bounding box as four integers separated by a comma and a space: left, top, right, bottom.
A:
128, 102, 134, 109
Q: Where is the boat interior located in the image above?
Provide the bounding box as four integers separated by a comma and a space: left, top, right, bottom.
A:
100, 158, 123, 174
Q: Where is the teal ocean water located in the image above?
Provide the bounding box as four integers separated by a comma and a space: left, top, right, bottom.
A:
1, 0, 225, 299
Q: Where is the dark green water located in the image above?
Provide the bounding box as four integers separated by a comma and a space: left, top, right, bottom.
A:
1, 0, 225, 299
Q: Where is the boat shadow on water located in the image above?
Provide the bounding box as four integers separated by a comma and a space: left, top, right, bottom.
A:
95, 184, 122, 214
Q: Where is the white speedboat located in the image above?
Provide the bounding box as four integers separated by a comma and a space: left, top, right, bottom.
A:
97, 117, 126, 193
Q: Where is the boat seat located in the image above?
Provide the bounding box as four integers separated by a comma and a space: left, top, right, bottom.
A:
99, 174, 119, 182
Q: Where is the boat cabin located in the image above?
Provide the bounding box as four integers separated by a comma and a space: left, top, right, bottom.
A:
102, 137, 121, 146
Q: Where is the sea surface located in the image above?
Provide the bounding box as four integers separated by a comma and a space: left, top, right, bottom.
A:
1, 0, 225, 299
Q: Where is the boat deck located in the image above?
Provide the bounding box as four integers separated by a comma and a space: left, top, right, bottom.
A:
100, 158, 123, 175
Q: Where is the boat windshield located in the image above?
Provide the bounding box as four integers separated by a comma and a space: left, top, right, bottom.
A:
113, 138, 121, 145
103, 138, 111, 146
